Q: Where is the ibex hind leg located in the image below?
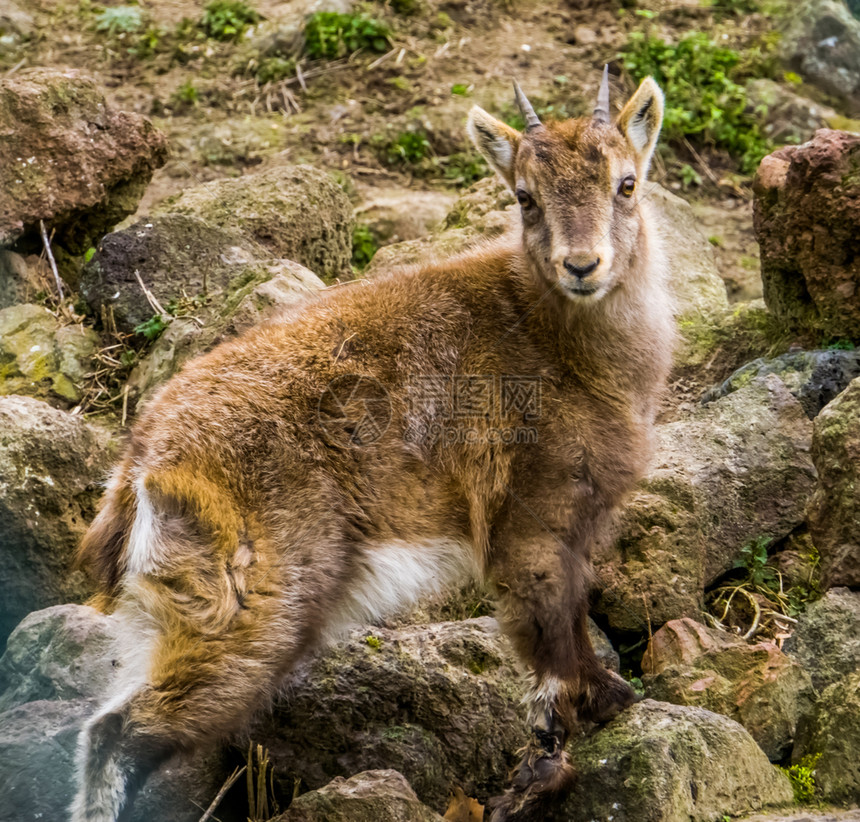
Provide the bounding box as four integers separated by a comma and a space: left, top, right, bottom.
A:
71, 593, 301, 822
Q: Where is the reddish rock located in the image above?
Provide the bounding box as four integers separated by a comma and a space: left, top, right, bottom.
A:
753, 130, 860, 341
0, 68, 167, 253
642, 618, 813, 760
808, 377, 860, 588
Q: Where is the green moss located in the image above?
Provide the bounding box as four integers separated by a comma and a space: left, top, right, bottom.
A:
364, 634, 383, 650
779, 753, 822, 804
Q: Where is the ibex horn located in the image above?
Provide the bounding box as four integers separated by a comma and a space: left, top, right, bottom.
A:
513, 80, 542, 132
593, 64, 611, 125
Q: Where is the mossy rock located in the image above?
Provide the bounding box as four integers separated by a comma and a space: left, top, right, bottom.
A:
556, 700, 794, 822
154, 164, 354, 282
0, 303, 98, 404
793, 672, 860, 805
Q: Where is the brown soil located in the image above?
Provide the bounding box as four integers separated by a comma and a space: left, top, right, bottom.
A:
11, 0, 768, 286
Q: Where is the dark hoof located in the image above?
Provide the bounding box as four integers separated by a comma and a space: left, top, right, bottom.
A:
577, 669, 637, 725
487, 739, 574, 822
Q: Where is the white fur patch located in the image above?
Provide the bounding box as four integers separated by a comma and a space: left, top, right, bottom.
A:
321, 538, 478, 643
125, 475, 162, 576
524, 673, 562, 728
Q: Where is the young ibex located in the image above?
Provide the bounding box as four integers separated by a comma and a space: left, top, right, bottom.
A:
72, 69, 671, 822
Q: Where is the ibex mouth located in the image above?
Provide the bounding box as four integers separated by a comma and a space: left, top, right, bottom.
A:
561, 280, 600, 297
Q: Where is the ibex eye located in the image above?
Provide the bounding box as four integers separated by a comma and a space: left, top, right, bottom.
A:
619, 177, 636, 198
516, 189, 533, 209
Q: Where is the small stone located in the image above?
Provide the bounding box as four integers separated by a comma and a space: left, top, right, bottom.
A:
573, 25, 597, 45
280, 770, 444, 822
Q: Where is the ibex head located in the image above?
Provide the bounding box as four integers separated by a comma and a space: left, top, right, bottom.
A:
467, 68, 664, 302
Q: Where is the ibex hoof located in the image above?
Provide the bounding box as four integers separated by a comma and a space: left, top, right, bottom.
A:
487, 736, 575, 822
577, 669, 637, 725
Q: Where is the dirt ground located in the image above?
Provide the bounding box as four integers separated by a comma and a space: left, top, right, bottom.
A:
13, 0, 783, 299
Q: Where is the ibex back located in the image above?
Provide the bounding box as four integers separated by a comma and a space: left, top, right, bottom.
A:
72, 70, 673, 822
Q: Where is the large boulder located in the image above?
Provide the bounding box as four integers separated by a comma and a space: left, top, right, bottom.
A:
779, 0, 860, 116
0, 397, 116, 648
754, 130, 860, 341
0, 604, 116, 713
700, 348, 860, 420
251, 618, 530, 813
594, 374, 816, 632
124, 257, 323, 410
0, 68, 167, 253
0, 303, 98, 404
783, 588, 860, 690
0, 604, 239, 822
555, 700, 794, 822
280, 770, 444, 822
154, 165, 354, 281
79, 213, 315, 336
645, 182, 728, 318
641, 618, 813, 760
745, 78, 839, 146
808, 376, 860, 587
792, 672, 860, 805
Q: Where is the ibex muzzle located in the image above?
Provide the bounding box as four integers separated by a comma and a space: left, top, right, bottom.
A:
72, 70, 672, 822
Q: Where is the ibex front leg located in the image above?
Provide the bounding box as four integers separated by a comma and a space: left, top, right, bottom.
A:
486, 502, 636, 821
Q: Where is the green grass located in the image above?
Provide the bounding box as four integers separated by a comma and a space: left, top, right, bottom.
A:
620, 30, 776, 173
201, 0, 260, 41
779, 753, 821, 804
303, 11, 391, 60
351, 224, 379, 270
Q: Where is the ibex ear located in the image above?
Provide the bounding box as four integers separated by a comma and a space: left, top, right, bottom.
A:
617, 77, 664, 176
467, 106, 521, 190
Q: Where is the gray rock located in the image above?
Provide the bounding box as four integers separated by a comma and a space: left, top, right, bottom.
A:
0, 68, 167, 252
124, 257, 323, 410
251, 618, 529, 813
0, 697, 235, 822
0, 604, 117, 713
355, 187, 455, 246
701, 348, 860, 419
793, 672, 860, 805
646, 182, 728, 318
779, 0, 860, 116
556, 700, 794, 822
594, 375, 816, 632
808, 376, 860, 587
0, 604, 239, 822
0, 698, 94, 822
746, 78, 839, 145
80, 213, 283, 335
784, 588, 860, 691
154, 164, 354, 281
0, 303, 98, 404
0, 249, 39, 308
280, 770, 444, 822
0, 397, 116, 648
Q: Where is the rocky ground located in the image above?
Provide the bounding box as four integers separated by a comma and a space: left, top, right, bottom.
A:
1, 0, 860, 819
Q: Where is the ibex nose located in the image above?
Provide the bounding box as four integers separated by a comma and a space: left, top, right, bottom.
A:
563, 257, 600, 279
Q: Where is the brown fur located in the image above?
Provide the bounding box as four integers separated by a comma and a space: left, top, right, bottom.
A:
72, 76, 673, 822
